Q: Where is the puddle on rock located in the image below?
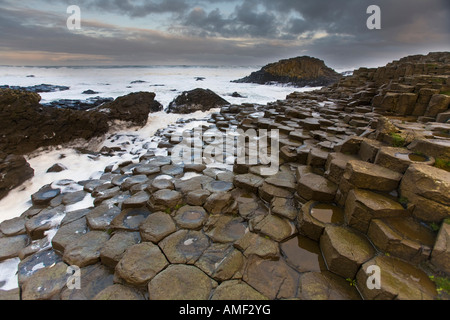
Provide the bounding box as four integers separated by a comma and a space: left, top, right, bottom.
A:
224, 220, 248, 241
395, 153, 429, 162
281, 235, 326, 273
310, 203, 344, 224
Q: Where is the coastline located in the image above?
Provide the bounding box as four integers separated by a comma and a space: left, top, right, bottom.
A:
0, 52, 449, 301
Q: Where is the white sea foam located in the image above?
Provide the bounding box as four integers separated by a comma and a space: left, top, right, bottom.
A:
0, 258, 20, 291
0, 66, 319, 223
0, 65, 318, 108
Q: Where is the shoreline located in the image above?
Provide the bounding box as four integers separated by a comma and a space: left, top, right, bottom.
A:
0, 52, 449, 301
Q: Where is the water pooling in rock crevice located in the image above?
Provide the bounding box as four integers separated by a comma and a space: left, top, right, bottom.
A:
394, 152, 430, 163
309, 203, 345, 225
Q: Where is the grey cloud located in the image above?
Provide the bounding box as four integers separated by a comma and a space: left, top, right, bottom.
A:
46, 0, 191, 17
178, 1, 280, 38
0, 0, 448, 68
0, 6, 294, 65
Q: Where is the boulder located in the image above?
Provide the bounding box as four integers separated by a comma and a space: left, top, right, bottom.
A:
425, 94, 450, 117
343, 160, 403, 193
0, 153, 34, 200
186, 189, 211, 206
101, 92, 162, 126
167, 88, 229, 114
368, 217, 436, 263
379, 93, 417, 115
62, 190, 88, 206
431, 221, 450, 275
344, 189, 407, 233
259, 182, 294, 202
400, 164, 450, 222
412, 88, 440, 116
320, 225, 376, 279
356, 255, 437, 300
122, 191, 150, 209
0, 89, 110, 155
297, 173, 338, 202
374, 146, 435, 173
324, 152, 358, 184
46, 163, 67, 173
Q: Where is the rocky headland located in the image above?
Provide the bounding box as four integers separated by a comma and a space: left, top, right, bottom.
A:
233, 56, 343, 87
167, 88, 230, 114
0, 52, 449, 301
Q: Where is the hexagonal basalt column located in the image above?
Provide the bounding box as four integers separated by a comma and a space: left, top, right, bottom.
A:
320, 225, 376, 279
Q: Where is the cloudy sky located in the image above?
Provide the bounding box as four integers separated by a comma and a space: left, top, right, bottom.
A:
0, 0, 449, 69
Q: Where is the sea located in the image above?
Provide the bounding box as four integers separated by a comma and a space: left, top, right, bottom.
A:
0, 65, 327, 290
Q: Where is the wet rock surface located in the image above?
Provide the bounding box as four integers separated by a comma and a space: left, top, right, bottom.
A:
233, 56, 342, 87
1, 52, 450, 300
167, 88, 229, 114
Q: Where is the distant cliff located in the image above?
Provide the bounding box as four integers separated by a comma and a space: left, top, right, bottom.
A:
233, 56, 342, 87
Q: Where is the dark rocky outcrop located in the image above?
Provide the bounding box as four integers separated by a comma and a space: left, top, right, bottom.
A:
0, 152, 34, 200
0, 84, 70, 93
0, 88, 110, 155
100, 92, 163, 126
82, 90, 99, 95
0, 89, 163, 155
167, 88, 229, 114
233, 56, 342, 87
42, 97, 113, 111
0, 89, 163, 199
2, 51, 450, 301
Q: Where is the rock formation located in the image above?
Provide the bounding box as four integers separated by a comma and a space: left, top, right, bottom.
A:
0, 89, 163, 200
0, 52, 449, 301
233, 56, 342, 87
167, 88, 230, 114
